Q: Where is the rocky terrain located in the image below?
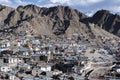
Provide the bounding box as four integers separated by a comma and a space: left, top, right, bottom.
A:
90, 10, 120, 37
0, 4, 119, 39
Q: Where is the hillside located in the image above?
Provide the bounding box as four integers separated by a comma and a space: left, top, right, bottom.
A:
91, 10, 120, 37
0, 4, 119, 39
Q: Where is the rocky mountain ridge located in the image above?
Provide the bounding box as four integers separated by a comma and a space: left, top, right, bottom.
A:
91, 10, 120, 37
0, 4, 119, 39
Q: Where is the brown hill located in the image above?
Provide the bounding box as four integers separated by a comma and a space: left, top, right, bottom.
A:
0, 4, 119, 39
91, 10, 120, 37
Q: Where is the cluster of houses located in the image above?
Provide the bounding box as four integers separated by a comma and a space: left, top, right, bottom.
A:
0, 33, 119, 80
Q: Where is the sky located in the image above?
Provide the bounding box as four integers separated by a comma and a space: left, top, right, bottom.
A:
0, 0, 120, 16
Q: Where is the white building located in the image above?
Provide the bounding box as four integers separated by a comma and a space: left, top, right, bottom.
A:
22, 51, 29, 56
0, 64, 11, 72
9, 74, 20, 80
1, 42, 10, 48
18, 63, 31, 70
41, 65, 52, 72
9, 75, 15, 80
117, 68, 120, 73
8, 58, 18, 64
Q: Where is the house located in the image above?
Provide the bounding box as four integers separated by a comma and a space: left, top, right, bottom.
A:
3, 57, 19, 67
65, 49, 75, 57
116, 67, 120, 73
9, 75, 15, 80
31, 68, 42, 76
77, 56, 88, 65
1, 41, 10, 48
8, 57, 18, 64
15, 39, 22, 47
40, 65, 52, 72
36, 63, 53, 72
53, 51, 63, 58
9, 74, 20, 80
33, 47, 40, 51
0, 64, 11, 72
0, 59, 3, 64
18, 48, 31, 57
53, 70, 62, 75
20, 51, 29, 56
0, 73, 9, 80
31, 39, 40, 45
73, 74, 85, 80
72, 66, 83, 74
31, 54, 41, 62
64, 56, 77, 64
18, 63, 31, 71
112, 63, 120, 73
47, 50, 53, 62
9, 57, 18, 67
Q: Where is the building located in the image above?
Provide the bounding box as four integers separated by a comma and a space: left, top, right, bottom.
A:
0, 64, 11, 72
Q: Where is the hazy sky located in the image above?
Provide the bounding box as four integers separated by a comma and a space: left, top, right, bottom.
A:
1, 0, 120, 15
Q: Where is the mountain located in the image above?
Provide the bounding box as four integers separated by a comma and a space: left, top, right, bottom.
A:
0, 4, 87, 36
90, 10, 120, 37
0, 4, 119, 39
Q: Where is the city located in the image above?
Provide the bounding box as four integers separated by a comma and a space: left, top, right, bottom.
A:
0, 28, 119, 80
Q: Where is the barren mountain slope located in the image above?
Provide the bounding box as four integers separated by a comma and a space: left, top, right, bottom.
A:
0, 4, 119, 40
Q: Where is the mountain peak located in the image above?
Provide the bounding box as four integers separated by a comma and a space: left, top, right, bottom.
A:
91, 9, 120, 37
97, 9, 110, 13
